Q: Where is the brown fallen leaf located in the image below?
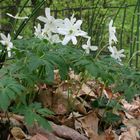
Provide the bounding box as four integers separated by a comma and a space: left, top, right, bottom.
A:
79, 111, 99, 136
119, 127, 138, 140
27, 121, 88, 140
123, 118, 140, 129
69, 70, 81, 81
52, 122, 88, 140
121, 99, 139, 111
105, 127, 119, 140
103, 88, 113, 99
124, 111, 134, 119
79, 83, 97, 98
31, 133, 48, 140
78, 111, 105, 140
37, 90, 68, 115
121, 99, 140, 118
11, 127, 30, 140
38, 86, 87, 115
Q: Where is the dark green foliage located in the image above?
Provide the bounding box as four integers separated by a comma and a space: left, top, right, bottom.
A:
12, 102, 54, 130
0, 37, 140, 129
0, 76, 25, 111
103, 112, 121, 124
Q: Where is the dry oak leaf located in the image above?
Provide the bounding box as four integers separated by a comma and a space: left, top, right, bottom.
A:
121, 99, 139, 111
11, 127, 30, 140
78, 111, 105, 140
119, 127, 139, 140
81, 83, 97, 97
52, 122, 88, 140
38, 88, 87, 115
123, 118, 140, 129
105, 127, 119, 140
26, 122, 87, 140
69, 70, 81, 81
103, 88, 113, 99
31, 133, 49, 140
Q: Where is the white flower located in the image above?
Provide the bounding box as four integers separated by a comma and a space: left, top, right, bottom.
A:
42, 23, 54, 36
58, 14, 87, 45
46, 33, 61, 44
37, 8, 53, 23
108, 46, 125, 62
0, 33, 13, 57
82, 38, 98, 54
6, 13, 28, 20
37, 8, 63, 33
109, 20, 117, 46
34, 24, 45, 39
17, 35, 23, 39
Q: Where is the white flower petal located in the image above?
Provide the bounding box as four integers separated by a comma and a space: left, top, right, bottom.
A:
85, 48, 90, 54
109, 19, 118, 46
62, 36, 71, 45
118, 49, 124, 53
45, 8, 51, 19
54, 19, 64, 27
37, 16, 48, 23
58, 28, 68, 35
87, 38, 91, 46
108, 46, 114, 53
74, 20, 82, 28
109, 19, 113, 27
90, 45, 98, 51
64, 18, 72, 27
6, 13, 28, 20
82, 44, 88, 49
7, 51, 11, 57
70, 14, 76, 24
109, 46, 125, 62
0, 33, 7, 41
6, 13, 15, 18
7, 34, 11, 41
0, 40, 6, 45
17, 35, 23, 39
71, 36, 77, 45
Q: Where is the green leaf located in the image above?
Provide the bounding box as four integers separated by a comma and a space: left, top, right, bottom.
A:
37, 108, 54, 116
45, 62, 54, 84
3, 88, 16, 100
25, 110, 36, 126
36, 115, 52, 131
13, 103, 53, 130
0, 92, 10, 111
124, 87, 137, 102
85, 62, 99, 78
45, 52, 68, 80
28, 55, 44, 71
91, 100, 99, 108
103, 112, 121, 124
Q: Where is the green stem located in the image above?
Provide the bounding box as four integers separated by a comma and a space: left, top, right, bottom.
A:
95, 44, 108, 59
14, 0, 46, 39
127, 50, 140, 65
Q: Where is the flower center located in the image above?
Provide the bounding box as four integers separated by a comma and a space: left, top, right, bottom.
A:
69, 29, 74, 35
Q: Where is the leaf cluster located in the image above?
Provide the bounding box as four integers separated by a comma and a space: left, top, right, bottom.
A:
0, 37, 139, 129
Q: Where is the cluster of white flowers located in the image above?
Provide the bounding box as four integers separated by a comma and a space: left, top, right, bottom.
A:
34, 8, 98, 54
0, 13, 27, 58
108, 20, 125, 62
0, 33, 13, 57
0, 8, 126, 61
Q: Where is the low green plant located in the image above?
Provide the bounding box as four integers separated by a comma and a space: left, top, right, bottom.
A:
0, 5, 139, 130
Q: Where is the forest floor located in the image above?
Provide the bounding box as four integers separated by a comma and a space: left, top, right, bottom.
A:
0, 71, 140, 140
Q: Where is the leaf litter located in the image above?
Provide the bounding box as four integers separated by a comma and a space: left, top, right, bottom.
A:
1, 70, 140, 140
